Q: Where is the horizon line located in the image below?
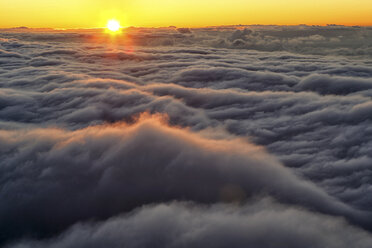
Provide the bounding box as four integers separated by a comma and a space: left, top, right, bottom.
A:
1, 23, 372, 31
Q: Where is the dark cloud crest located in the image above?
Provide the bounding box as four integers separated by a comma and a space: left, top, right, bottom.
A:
0, 49, 25, 58
296, 74, 372, 95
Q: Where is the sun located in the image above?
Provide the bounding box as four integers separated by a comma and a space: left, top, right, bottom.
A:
107, 19, 121, 32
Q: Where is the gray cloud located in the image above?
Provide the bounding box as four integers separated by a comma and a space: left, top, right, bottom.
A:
296, 74, 372, 95
8, 200, 372, 248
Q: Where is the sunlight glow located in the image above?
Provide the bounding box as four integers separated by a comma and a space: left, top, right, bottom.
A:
0, 0, 372, 28
107, 19, 121, 32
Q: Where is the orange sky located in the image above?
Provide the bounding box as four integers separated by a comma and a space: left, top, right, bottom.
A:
0, 0, 371, 28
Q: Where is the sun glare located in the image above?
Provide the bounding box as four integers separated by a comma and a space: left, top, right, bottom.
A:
107, 19, 121, 32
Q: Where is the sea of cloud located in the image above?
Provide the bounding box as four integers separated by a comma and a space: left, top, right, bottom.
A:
1, 25, 372, 247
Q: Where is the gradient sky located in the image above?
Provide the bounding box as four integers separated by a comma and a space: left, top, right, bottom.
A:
0, 0, 371, 28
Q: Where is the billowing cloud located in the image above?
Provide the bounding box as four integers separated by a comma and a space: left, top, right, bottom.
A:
1, 26, 372, 247
2, 114, 369, 244
8, 200, 372, 248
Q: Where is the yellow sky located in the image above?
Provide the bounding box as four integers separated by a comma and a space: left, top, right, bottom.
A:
0, 0, 371, 28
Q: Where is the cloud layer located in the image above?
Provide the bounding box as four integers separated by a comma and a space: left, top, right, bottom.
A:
1, 26, 372, 247
9, 201, 372, 248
